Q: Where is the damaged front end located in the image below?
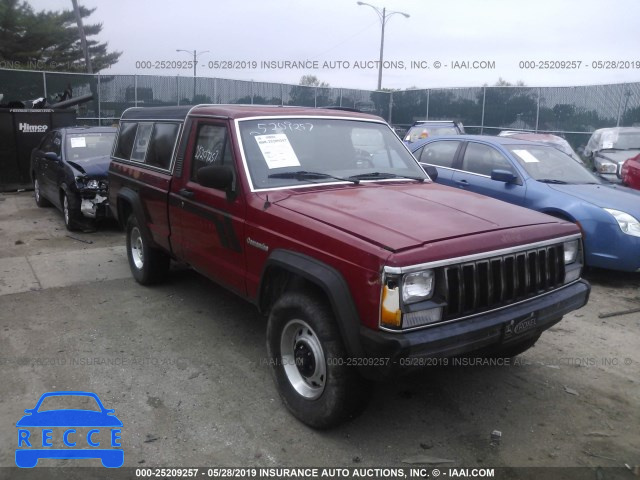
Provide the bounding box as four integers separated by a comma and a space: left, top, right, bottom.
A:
75, 176, 110, 219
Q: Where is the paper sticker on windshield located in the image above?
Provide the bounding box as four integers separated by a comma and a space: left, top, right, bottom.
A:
70, 137, 86, 148
513, 149, 539, 163
255, 134, 301, 169
602, 141, 614, 149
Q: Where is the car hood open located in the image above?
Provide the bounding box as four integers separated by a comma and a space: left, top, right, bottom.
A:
274, 182, 560, 252
596, 149, 640, 164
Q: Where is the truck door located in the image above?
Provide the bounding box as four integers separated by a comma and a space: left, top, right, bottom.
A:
169, 120, 247, 296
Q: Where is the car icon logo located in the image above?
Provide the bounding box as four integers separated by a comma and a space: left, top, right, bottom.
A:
15, 391, 123, 468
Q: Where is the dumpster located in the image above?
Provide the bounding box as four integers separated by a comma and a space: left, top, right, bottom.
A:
0, 94, 94, 192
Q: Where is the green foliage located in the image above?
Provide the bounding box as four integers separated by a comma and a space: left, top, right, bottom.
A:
0, 0, 120, 72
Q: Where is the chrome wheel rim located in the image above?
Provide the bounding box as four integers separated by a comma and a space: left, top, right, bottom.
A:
34, 180, 41, 203
63, 195, 70, 225
280, 319, 326, 399
130, 226, 144, 270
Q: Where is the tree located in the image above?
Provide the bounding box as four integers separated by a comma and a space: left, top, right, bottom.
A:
0, 0, 121, 72
289, 75, 331, 107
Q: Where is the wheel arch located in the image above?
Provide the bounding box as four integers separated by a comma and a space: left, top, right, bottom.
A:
116, 187, 156, 247
258, 249, 364, 358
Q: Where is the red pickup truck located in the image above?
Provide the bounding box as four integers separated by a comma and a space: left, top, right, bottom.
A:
108, 105, 590, 428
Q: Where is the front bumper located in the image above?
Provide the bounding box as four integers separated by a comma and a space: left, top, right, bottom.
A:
358, 279, 590, 379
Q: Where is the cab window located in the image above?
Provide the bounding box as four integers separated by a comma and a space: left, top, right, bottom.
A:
191, 124, 235, 188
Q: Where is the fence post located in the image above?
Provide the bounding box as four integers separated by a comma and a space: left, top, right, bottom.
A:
251, 80, 254, 104
480, 87, 486, 134
134, 75, 138, 107
339, 88, 343, 107
426, 89, 430, 120
616, 84, 625, 126
214, 78, 218, 104
388, 91, 393, 124
535, 87, 541, 132
42, 72, 47, 99
281, 84, 284, 106
314, 86, 317, 108
176, 77, 180, 106
97, 73, 101, 125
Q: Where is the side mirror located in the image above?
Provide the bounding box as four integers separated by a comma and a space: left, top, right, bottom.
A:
422, 164, 438, 181
197, 165, 233, 190
491, 169, 518, 183
44, 152, 60, 162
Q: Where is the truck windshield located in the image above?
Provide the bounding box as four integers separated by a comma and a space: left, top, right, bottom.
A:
238, 118, 426, 190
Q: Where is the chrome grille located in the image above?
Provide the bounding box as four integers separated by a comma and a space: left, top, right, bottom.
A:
440, 244, 565, 320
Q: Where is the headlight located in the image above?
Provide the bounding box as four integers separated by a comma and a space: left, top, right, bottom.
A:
402, 270, 435, 304
604, 209, 640, 237
85, 179, 99, 189
563, 239, 579, 264
596, 160, 618, 174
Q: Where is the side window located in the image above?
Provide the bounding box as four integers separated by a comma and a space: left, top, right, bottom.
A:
39, 132, 55, 152
114, 122, 138, 160
462, 143, 513, 176
146, 123, 180, 170
191, 124, 235, 187
419, 140, 460, 168
52, 133, 62, 156
130, 123, 153, 162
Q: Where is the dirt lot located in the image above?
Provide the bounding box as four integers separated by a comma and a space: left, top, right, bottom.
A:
0, 191, 638, 477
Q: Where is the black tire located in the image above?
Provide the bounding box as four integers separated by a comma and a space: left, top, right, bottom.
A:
126, 214, 169, 285
483, 334, 541, 359
266, 290, 371, 429
62, 192, 82, 231
33, 178, 51, 207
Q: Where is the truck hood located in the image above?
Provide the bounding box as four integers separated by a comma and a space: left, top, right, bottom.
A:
547, 183, 640, 216
273, 183, 559, 252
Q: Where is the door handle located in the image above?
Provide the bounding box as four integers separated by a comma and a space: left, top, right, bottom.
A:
456, 179, 469, 187
178, 188, 195, 199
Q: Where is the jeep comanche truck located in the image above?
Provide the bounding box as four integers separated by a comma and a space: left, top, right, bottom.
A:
108, 105, 590, 428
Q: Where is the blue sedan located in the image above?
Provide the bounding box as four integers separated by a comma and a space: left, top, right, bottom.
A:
410, 135, 640, 272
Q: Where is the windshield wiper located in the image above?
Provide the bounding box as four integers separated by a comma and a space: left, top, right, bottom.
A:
538, 179, 569, 184
267, 170, 359, 184
347, 171, 425, 182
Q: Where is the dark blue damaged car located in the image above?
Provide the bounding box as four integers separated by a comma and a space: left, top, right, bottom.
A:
30, 126, 116, 231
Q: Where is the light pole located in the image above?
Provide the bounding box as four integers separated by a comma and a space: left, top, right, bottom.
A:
357, 2, 409, 91
176, 49, 210, 101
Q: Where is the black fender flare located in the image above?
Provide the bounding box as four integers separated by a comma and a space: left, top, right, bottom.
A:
116, 187, 155, 246
259, 249, 364, 359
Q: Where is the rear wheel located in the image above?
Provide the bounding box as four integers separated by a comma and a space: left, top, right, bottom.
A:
266, 290, 371, 429
126, 214, 169, 285
34, 178, 51, 207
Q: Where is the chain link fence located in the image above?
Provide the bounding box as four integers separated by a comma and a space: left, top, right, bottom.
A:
2, 68, 640, 148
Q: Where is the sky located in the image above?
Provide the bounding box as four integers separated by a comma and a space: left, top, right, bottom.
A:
23, 0, 640, 91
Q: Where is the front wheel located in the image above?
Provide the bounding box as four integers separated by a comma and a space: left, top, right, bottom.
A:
266, 290, 371, 429
62, 192, 83, 231
126, 214, 169, 285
